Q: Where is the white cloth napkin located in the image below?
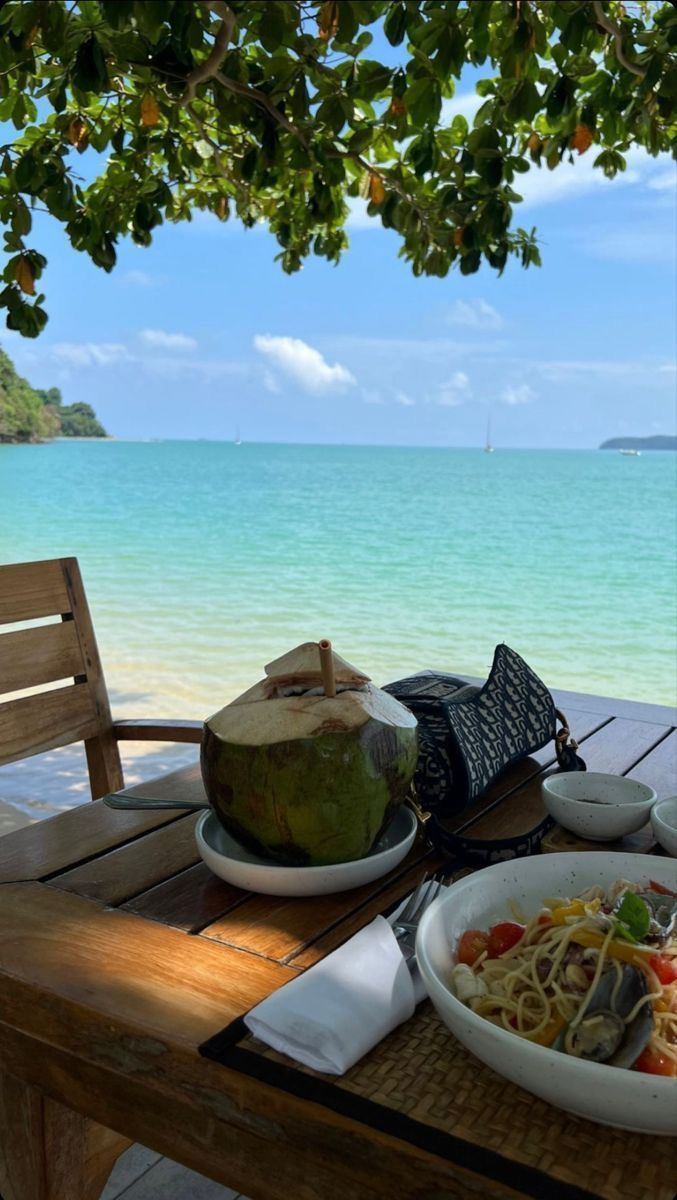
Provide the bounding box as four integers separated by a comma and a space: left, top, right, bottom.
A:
244, 899, 432, 1075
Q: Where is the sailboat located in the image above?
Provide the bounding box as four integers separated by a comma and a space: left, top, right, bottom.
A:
484, 417, 494, 454
234, 427, 242, 446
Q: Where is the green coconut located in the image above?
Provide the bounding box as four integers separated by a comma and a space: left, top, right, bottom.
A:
201, 642, 418, 866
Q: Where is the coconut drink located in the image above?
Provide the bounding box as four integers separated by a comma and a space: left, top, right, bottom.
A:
201, 641, 418, 867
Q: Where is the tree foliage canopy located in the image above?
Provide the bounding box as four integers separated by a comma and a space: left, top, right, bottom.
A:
0, 0, 675, 336
0, 349, 106, 439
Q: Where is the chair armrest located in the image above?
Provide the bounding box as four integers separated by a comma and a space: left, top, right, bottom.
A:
113, 719, 203, 744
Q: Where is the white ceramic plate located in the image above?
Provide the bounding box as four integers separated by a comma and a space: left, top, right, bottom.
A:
195, 804, 418, 896
416, 852, 677, 1135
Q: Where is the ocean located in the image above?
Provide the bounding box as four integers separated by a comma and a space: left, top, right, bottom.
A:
0, 440, 675, 815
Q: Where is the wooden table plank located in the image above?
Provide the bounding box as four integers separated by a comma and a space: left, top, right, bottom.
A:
0, 883, 297, 1045
0, 1017, 527, 1200
48, 813, 201, 904
289, 853, 443, 969
0, 800, 187, 885
565, 716, 671, 774
122, 862, 248, 933
199, 841, 432, 962
626, 728, 677, 798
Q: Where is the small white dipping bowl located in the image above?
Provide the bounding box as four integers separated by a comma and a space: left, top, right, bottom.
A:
541, 772, 656, 841
651, 796, 677, 857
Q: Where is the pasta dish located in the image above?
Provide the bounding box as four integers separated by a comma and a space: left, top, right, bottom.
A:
450, 878, 677, 1076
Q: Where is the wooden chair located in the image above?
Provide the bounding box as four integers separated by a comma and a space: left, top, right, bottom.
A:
0, 557, 202, 799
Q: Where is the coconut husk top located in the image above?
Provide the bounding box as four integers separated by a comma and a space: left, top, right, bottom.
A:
206, 641, 417, 747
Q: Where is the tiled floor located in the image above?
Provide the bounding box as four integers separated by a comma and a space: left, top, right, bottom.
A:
102, 1144, 249, 1200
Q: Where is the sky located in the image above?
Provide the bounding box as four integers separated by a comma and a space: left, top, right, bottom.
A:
3, 95, 676, 448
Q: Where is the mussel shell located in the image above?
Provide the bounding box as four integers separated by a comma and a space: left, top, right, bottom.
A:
580, 963, 653, 1068
637, 892, 677, 944
569, 1011, 625, 1062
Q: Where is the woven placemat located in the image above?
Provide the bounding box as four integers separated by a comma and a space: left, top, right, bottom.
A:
203, 1001, 677, 1200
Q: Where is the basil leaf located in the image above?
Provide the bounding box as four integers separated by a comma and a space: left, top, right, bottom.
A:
615, 892, 651, 943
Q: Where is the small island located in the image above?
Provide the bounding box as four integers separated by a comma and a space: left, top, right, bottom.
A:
600, 436, 677, 451
0, 345, 107, 443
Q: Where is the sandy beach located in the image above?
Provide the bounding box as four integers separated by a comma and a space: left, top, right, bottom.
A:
0, 739, 200, 828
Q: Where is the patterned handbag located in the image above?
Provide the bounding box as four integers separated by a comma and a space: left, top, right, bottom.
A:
383, 644, 586, 863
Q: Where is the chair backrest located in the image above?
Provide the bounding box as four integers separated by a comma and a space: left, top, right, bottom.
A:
0, 557, 123, 798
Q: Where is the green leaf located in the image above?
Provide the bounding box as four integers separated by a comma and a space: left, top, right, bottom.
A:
405, 77, 441, 126
73, 36, 109, 94
614, 893, 651, 944
51, 83, 68, 113
259, 4, 288, 54
384, 3, 407, 47
347, 125, 372, 155
459, 249, 481, 274
11, 202, 31, 237
506, 79, 541, 123
475, 149, 503, 188
408, 131, 435, 177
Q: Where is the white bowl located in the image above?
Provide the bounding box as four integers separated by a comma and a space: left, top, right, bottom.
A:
415, 852, 677, 1135
541, 772, 656, 841
651, 796, 677, 857
195, 804, 417, 896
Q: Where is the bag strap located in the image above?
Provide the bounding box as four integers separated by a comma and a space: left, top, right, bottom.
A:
554, 707, 587, 772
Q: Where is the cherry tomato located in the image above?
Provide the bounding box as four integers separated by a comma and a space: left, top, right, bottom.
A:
634, 1047, 677, 1077
649, 880, 677, 897
648, 955, 677, 986
487, 921, 525, 958
457, 929, 489, 966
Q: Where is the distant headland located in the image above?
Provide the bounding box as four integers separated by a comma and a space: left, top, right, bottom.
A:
599, 436, 677, 451
0, 345, 107, 443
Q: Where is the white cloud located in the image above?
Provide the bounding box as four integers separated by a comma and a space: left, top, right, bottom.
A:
140, 329, 198, 352
263, 369, 280, 394
648, 168, 676, 192
253, 334, 355, 394
438, 371, 472, 407
395, 390, 415, 406
517, 147, 675, 210
518, 157, 641, 208
332, 335, 506, 364
448, 299, 503, 331
123, 269, 155, 287
51, 342, 130, 367
142, 356, 247, 381
441, 91, 484, 126
537, 360, 672, 383
501, 383, 536, 406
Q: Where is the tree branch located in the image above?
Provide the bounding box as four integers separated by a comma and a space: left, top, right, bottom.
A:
214, 69, 309, 147
185, 103, 251, 205
181, 1, 236, 105
592, 0, 646, 78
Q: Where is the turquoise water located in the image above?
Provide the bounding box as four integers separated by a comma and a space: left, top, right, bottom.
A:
1, 440, 675, 715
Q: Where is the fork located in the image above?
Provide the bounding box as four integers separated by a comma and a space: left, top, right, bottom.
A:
391, 871, 448, 964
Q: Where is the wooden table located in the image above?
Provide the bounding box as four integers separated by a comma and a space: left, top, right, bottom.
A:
0, 689, 676, 1200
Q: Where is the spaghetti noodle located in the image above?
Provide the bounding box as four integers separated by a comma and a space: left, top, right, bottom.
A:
450, 879, 677, 1075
